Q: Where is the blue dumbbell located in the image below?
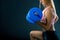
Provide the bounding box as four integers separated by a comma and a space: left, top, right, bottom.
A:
26, 12, 35, 23
26, 7, 43, 24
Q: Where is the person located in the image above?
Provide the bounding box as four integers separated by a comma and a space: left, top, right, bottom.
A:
30, 0, 59, 40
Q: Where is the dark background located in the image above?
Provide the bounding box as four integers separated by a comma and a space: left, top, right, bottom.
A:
0, 0, 60, 40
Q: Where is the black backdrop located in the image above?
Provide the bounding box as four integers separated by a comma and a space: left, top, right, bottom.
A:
0, 0, 60, 40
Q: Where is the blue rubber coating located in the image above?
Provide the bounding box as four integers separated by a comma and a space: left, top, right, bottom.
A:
26, 13, 35, 24
26, 7, 43, 24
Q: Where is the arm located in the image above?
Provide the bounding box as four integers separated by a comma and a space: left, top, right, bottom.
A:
54, 15, 59, 23
36, 9, 53, 30
51, 0, 59, 23
36, 19, 47, 29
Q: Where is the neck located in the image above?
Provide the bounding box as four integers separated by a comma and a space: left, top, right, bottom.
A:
45, 3, 52, 8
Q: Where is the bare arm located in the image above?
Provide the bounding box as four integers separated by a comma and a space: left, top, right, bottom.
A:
36, 9, 53, 30
54, 15, 59, 23
36, 19, 47, 29
51, 0, 59, 23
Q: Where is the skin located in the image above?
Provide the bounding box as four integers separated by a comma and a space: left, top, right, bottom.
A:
30, 0, 59, 40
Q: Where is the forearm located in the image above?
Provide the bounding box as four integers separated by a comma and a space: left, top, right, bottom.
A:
36, 21, 47, 30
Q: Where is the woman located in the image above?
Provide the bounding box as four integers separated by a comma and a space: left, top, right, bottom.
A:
30, 0, 59, 40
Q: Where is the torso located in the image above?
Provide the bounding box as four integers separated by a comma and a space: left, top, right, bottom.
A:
42, 6, 56, 31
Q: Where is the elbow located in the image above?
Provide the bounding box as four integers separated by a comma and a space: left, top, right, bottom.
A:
57, 16, 59, 20
55, 15, 59, 23
56, 16, 59, 21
